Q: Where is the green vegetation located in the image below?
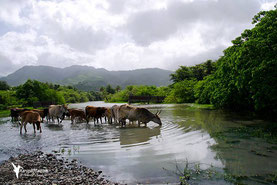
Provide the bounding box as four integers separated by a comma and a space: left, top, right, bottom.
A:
0, 110, 10, 117
178, 161, 277, 185
0, 79, 102, 112
164, 80, 197, 103
0, 81, 10, 90
106, 85, 170, 102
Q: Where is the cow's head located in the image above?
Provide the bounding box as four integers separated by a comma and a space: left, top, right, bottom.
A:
152, 110, 162, 125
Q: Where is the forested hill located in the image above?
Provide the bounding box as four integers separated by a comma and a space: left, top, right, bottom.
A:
0, 65, 172, 91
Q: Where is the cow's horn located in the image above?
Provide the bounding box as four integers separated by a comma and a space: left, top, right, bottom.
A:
157, 110, 162, 115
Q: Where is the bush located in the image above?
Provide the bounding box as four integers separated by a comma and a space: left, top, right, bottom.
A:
164, 80, 197, 103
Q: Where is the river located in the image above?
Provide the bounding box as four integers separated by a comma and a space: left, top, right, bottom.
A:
0, 101, 276, 184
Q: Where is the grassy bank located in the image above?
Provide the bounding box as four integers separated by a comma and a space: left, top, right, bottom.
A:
0, 107, 46, 118
0, 110, 10, 118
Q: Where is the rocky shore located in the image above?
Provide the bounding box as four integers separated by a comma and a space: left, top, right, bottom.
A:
0, 151, 119, 185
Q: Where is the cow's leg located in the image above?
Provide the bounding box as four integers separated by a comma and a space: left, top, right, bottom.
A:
71, 116, 74, 124
145, 122, 147, 127
39, 123, 42, 133
33, 123, 36, 133
24, 123, 27, 133
138, 121, 141, 127
114, 117, 117, 124
20, 123, 23, 134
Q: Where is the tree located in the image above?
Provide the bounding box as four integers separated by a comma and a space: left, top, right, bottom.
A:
164, 80, 197, 103
170, 60, 216, 83
99, 86, 105, 92
116, 85, 121, 92
106, 84, 115, 94
170, 66, 193, 83
0, 81, 10, 90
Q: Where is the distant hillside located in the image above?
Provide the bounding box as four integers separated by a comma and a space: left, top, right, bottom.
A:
0, 65, 172, 91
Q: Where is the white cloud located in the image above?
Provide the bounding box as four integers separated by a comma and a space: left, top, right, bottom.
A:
261, 1, 277, 10
0, 0, 276, 76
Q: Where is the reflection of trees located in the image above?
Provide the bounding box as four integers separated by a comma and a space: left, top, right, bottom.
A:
170, 104, 277, 183
170, 104, 228, 133
119, 127, 161, 146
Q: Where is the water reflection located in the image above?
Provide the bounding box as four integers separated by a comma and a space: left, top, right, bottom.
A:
119, 126, 161, 146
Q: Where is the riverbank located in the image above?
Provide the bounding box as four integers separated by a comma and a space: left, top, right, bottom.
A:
0, 107, 46, 118
0, 109, 9, 118
0, 151, 119, 184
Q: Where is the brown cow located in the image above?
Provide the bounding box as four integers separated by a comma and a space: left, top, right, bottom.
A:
68, 109, 87, 124
104, 108, 112, 124
32, 109, 48, 122
85, 106, 107, 124
20, 111, 42, 134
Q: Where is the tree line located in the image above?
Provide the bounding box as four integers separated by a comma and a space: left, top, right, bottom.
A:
0, 79, 101, 110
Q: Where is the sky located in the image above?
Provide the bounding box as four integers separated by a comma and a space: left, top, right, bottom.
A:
0, 0, 276, 76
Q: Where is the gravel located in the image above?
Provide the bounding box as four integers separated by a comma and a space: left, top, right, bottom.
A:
0, 151, 120, 185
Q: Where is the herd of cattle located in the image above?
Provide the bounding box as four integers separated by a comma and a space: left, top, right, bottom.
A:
10, 104, 162, 134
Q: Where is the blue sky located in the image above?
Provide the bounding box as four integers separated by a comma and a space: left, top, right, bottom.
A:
0, 0, 276, 76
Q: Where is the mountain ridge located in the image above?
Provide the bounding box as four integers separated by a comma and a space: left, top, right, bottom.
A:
0, 65, 172, 91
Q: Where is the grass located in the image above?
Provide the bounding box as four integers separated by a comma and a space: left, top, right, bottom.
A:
177, 160, 277, 185
0, 110, 10, 118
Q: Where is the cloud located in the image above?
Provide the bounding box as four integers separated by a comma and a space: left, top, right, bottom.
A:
0, 0, 32, 27
0, 54, 18, 76
0, 0, 276, 76
125, 0, 261, 45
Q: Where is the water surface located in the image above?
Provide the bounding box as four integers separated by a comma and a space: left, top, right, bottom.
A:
0, 102, 276, 184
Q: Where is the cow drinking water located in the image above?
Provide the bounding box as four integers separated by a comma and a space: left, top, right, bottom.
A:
118, 104, 162, 127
